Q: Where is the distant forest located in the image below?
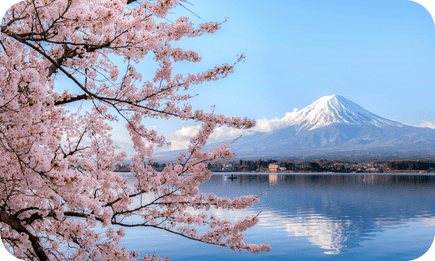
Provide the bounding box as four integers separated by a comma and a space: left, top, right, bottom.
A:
114, 159, 435, 173
387, 161, 435, 171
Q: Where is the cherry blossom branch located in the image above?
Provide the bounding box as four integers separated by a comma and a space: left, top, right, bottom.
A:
0, 208, 49, 261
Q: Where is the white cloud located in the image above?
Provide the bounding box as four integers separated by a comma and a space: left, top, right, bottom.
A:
108, 109, 301, 152
251, 109, 297, 133
210, 126, 249, 140
167, 109, 299, 150
168, 125, 202, 150
417, 121, 435, 129
168, 125, 251, 151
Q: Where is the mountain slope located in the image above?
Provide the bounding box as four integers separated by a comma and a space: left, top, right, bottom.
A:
155, 95, 435, 161
228, 123, 435, 159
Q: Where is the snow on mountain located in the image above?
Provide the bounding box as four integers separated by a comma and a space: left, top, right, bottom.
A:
154, 95, 435, 161
286, 94, 403, 131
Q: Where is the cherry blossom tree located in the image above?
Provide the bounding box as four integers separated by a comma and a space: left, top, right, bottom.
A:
0, 0, 271, 260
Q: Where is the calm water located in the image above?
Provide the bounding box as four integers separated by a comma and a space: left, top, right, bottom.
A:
118, 173, 435, 260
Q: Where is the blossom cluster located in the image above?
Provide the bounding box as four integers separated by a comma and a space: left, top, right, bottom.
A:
0, 0, 269, 260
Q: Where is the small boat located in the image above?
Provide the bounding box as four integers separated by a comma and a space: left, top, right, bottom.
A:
224, 174, 237, 180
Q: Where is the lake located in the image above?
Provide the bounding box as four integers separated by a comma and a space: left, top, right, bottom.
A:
118, 173, 435, 260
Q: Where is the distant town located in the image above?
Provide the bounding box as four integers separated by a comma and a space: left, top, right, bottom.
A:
115, 159, 435, 173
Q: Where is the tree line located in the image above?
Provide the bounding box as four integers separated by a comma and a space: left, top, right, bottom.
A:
115, 159, 435, 173
387, 161, 435, 171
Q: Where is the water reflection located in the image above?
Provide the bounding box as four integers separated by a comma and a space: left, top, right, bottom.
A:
269, 174, 278, 186
117, 172, 435, 259
200, 173, 435, 256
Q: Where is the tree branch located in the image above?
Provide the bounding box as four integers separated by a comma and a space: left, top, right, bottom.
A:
53, 94, 89, 106
0, 208, 49, 261
126, 0, 139, 4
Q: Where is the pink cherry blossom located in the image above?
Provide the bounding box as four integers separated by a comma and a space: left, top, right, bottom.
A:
0, 0, 270, 260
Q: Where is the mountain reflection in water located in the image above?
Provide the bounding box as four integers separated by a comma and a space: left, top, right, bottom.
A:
119, 173, 435, 260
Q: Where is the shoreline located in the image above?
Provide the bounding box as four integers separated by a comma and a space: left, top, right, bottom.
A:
114, 170, 435, 174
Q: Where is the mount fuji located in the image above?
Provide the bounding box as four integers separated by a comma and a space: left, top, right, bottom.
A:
156, 95, 435, 161
284, 94, 403, 131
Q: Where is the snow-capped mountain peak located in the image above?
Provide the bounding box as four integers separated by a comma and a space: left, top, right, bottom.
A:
286, 94, 402, 131
155, 94, 435, 162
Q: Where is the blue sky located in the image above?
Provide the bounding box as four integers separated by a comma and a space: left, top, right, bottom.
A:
165, 0, 435, 126
164, 0, 435, 148
2, 0, 435, 151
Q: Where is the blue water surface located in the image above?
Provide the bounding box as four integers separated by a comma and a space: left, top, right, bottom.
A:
118, 173, 435, 261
